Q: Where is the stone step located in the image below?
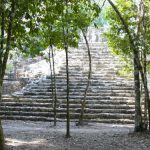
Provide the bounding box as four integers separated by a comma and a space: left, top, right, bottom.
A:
86, 118, 134, 124
27, 82, 133, 87
0, 101, 134, 109
65, 67, 119, 71
66, 55, 115, 58
0, 107, 134, 115
1, 103, 134, 114
26, 88, 134, 93
45, 76, 133, 83
57, 107, 134, 114
0, 111, 53, 117
62, 77, 128, 81
7, 95, 134, 102
61, 99, 134, 105
2, 96, 134, 102
48, 112, 134, 120
29, 83, 133, 89
1, 98, 135, 106
0, 116, 54, 122
26, 83, 134, 88
26, 89, 133, 94
37, 80, 133, 86
84, 108, 134, 114
28, 87, 134, 93
63, 58, 116, 61
59, 73, 131, 77
22, 92, 134, 98
0, 102, 54, 107
0, 106, 53, 112
68, 58, 117, 62
60, 104, 134, 109
0, 116, 134, 124
0, 111, 134, 120
25, 86, 134, 91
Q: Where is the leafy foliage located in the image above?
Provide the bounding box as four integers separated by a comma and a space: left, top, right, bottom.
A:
105, 0, 150, 74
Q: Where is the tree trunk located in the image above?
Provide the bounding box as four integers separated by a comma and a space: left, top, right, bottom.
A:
0, 0, 5, 147
63, 0, 70, 138
0, 0, 4, 97
107, 0, 146, 131
0, 80, 4, 150
0, 81, 2, 100
78, 29, 92, 125
51, 45, 57, 126
0, 0, 15, 149
133, 54, 143, 132
0, 120, 4, 150
65, 44, 70, 138
48, 46, 55, 126
135, 49, 150, 130
136, 0, 149, 131
142, 50, 148, 130
139, 65, 150, 130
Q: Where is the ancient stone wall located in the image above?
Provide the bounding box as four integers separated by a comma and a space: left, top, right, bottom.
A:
2, 78, 29, 94
80, 27, 108, 43
2, 81, 22, 94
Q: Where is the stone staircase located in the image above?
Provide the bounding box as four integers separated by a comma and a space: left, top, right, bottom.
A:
0, 28, 135, 124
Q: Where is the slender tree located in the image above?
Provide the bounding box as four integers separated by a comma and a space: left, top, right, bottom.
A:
0, 0, 5, 94
51, 45, 57, 126
62, 0, 70, 138
0, 0, 5, 147
78, 29, 92, 125
73, 1, 100, 125
142, 1, 149, 127
0, 0, 16, 149
48, 45, 56, 126
48, 42, 58, 126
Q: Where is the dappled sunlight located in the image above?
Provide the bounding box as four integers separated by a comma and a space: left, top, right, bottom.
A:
5, 138, 56, 148
3, 121, 150, 150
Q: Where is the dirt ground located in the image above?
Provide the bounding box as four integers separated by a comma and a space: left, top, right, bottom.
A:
2, 120, 150, 150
